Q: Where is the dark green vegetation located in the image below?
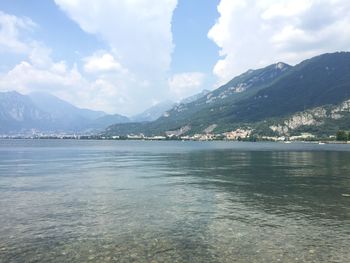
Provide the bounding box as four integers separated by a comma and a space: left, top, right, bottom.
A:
106, 52, 350, 137
336, 130, 350, 141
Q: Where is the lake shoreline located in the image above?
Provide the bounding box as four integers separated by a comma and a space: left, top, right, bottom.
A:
1, 136, 350, 144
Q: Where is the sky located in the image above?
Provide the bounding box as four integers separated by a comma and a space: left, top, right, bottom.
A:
0, 0, 349, 116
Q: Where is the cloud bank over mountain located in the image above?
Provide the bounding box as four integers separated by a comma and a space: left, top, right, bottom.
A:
208, 0, 350, 83
1, 1, 350, 115
0, 1, 179, 115
55, 0, 178, 114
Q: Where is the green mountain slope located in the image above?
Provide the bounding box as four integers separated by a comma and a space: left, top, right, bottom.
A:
106, 62, 292, 135
233, 52, 350, 122
105, 52, 350, 137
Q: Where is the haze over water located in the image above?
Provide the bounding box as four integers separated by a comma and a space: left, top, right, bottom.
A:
0, 140, 350, 262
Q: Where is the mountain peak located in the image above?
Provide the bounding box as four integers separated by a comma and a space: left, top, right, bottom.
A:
0, 90, 129, 134
180, 89, 210, 104
0, 90, 23, 98
131, 100, 175, 122
275, 62, 290, 70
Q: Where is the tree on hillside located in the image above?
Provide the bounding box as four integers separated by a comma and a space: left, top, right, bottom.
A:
336, 130, 348, 141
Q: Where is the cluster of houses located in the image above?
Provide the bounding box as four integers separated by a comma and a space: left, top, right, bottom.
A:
116, 128, 255, 141
117, 130, 321, 142
1, 128, 326, 142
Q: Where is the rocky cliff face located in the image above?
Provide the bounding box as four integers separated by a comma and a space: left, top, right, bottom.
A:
270, 99, 350, 135
0, 91, 52, 132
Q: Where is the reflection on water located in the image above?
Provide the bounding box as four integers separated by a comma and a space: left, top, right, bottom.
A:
0, 140, 350, 262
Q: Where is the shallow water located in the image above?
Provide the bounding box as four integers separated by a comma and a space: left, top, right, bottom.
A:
0, 140, 350, 262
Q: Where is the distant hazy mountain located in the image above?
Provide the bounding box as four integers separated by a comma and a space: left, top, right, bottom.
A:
131, 100, 175, 122
0, 91, 129, 134
0, 91, 51, 133
180, 89, 210, 104
29, 92, 106, 120
106, 52, 350, 137
87, 114, 130, 130
130, 90, 211, 123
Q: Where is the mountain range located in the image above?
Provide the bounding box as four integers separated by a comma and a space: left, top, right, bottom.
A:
130, 100, 176, 122
130, 90, 210, 122
0, 91, 129, 134
106, 52, 350, 138
2, 52, 350, 137
0, 89, 211, 135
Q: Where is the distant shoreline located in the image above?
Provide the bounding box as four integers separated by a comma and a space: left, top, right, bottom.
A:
1, 137, 350, 144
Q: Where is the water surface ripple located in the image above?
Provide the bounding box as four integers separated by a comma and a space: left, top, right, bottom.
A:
0, 140, 349, 262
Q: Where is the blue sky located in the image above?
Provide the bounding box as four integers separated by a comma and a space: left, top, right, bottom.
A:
0, 0, 219, 73
0, 1, 105, 64
0, 0, 349, 115
171, 0, 219, 74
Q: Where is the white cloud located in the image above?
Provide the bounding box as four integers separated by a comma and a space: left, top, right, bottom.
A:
0, 58, 130, 114
28, 43, 54, 68
168, 72, 205, 99
0, 11, 36, 54
55, 0, 177, 78
2, 61, 78, 90
0, 12, 130, 115
83, 51, 126, 73
209, 0, 350, 84
260, 0, 312, 20
0, 8, 179, 116
53, 0, 178, 114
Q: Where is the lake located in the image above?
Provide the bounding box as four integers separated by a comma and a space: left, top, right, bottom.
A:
0, 140, 349, 262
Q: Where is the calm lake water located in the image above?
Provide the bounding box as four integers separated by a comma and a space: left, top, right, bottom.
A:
0, 140, 350, 262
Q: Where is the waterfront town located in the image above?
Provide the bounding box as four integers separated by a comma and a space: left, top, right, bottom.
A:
1, 128, 346, 142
